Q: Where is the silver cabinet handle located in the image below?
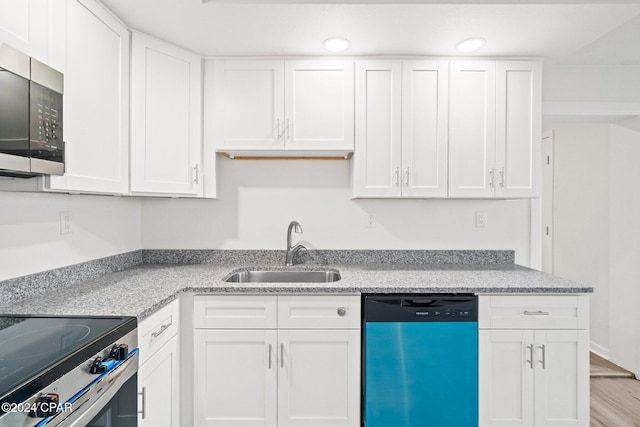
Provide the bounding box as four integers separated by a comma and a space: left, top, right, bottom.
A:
151, 321, 172, 339
404, 167, 410, 186
526, 344, 534, 369
268, 344, 272, 369
138, 386, 146, 419
498, 167, 504, 187
394, 167, 400, 187
489, 169, 494, 187
524, 310, 550, 316
337, 307, 347, 317
539, 344, 546, 369
193, 164, 199, 184
280, 344, 284, 368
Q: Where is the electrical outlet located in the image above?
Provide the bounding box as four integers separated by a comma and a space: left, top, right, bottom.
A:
475, 211, 487, 228
60, 211, 73, 234
366, 213, 377, 228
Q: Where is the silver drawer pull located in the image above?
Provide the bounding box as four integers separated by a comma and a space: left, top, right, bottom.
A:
268, 344, 272, 369
539, 344, 546, 369
337, 307, 347, 317
523, 310, 550, 316
526, 344, 534, 369
151, 321, 172, 339
138, 387, 146, 419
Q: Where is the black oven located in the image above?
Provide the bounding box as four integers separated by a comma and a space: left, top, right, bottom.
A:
0, 315, 138, 427
0, 43, 64, 177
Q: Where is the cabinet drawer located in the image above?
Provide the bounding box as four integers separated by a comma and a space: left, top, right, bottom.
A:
278, 295, 361, 329
194, 295, 277, 329
139, 299, 179, 366
479, 295, 589, 330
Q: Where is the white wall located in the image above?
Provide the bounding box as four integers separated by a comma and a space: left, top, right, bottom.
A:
609, 124, 640, 377
0, 192, 142, 281
141, 157, 535, 266
546, 123, 611, 354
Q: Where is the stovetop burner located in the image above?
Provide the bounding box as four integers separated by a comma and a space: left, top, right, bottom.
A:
0, 315, 136, 408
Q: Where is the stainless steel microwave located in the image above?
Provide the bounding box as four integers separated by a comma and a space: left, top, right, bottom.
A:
0, 43, 64, 177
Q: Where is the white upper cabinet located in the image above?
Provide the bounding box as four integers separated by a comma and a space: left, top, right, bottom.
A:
401, 60, 449, 198
284, 60, 354, 151
449, 60, 541, 198
0, 0, 49, 64
46, 0, 130, 194
352, 60, 448, 198
448, 60, 496, 198
130, 32, 203, 197
212, 59, 354, 156
214, 60, 285, 151
496, 61, 542, 198
352, 61, 402, 198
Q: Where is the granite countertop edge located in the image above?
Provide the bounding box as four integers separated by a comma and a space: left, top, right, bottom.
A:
0, 260, 594, 321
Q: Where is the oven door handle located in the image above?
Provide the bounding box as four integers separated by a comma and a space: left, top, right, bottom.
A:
51, 351, 139, 427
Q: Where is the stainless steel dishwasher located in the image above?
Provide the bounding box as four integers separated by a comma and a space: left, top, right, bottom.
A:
362, 294, 478, 427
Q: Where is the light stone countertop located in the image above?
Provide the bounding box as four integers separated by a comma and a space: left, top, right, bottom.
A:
0, 262, 592, 320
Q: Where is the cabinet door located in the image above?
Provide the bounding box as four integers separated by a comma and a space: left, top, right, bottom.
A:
401, 60, 449, 197
284, 60, 354, 151
479, 329, 535, 427
47, 0, 130, 194
130, 32, 202, 196
449, 61, 496, 198
0, 0, 49, 63
139, 334, 180, 427
533, 330, 589, 427
213, 60, 284, 151
193, 329, 277, 427
278, 329, 360, 427
495, 61, 542, 198
352, 60, 402, 198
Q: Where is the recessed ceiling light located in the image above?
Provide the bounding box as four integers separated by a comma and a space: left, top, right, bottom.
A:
456, 38, 486, 53
323, 37, 350, 53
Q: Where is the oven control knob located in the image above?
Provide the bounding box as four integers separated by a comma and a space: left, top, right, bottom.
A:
90, 357, 108, 374
30, 393, 59, 418
109, 344, 129, 361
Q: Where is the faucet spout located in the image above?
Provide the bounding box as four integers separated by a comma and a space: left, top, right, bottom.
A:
285, 221, 304, 266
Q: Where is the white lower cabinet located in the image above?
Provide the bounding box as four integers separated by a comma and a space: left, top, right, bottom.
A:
479, 295, 589, 427
193, 295, 361, 427
138, 300, 180, 427
139, 334, 180, 427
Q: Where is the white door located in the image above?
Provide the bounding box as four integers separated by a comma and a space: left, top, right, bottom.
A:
495, 61, 542, 198
284, 60, 354, 151
0, 0, 49, 63
47, 0, 130, 194
401, 60, 449, 197
193, 329, 278, 427
277, 329, 360, 427
479, 329, 535, 427
352, 60, 402, 198
213, 60, 284, 151
533, 330, 589, 427
139, 334, 180, 427
130, 32, 202, 196
449, 60, 496, 198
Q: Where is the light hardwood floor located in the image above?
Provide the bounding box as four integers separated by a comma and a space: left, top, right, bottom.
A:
591, 353, 640, 426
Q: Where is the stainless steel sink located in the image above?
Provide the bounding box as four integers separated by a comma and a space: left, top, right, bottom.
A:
224, 270, 341, 283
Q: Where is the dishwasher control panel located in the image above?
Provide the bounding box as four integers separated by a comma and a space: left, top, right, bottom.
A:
363, 294, 478, 322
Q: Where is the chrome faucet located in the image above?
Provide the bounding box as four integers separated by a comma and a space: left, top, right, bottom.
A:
285, 220, 306, 266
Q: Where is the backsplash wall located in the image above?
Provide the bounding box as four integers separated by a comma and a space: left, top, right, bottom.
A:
0, 191, 142, 281
141, 158, 536, 266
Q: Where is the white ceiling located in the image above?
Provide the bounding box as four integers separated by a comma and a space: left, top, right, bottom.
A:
101, 0, 640, 60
